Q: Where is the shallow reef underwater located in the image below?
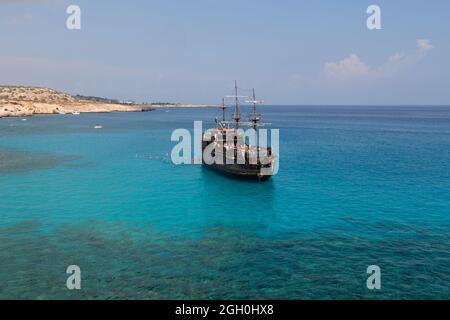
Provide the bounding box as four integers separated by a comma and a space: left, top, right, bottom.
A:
0, 220, 448, 300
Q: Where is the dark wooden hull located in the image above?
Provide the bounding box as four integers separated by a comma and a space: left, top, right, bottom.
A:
203, 162, 272, 181
202, 134, 274, 181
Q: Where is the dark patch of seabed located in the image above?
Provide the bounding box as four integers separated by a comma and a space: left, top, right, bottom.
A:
0, 148, 85, 174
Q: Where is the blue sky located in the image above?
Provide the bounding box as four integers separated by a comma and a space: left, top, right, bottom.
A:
1, 0, 449, 105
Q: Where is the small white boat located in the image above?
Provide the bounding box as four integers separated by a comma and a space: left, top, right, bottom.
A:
94, 124, 103, 129
72, 111, 80, 115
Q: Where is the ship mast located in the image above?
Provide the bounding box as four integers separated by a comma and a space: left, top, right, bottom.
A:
250, 88, 261, 129
251, 88, 257, 129
221, 97, 226, 122
232, 80, 241, 128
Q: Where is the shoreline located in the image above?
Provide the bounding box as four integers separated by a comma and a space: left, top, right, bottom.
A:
0, 101, 153, 118
0, 85, 149, 118
151, 104, 217, 108
0, 85, 216, 118
0, 102, 218, 118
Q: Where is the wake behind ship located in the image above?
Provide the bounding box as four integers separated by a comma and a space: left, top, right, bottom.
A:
202, 82, 276, 181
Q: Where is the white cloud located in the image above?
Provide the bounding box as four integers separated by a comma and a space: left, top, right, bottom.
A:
323, 39, 434, 82
324, 54, 371, 80
417, 39, 434, 52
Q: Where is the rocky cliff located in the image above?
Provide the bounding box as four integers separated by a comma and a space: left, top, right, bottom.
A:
0, 86, 144, 117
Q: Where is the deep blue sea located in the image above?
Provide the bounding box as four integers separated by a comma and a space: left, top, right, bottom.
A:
0, 106, 449, 299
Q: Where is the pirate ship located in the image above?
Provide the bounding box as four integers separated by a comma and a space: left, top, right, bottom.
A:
202, 82, 276, 181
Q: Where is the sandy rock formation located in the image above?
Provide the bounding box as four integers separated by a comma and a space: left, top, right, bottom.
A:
0, 86, 144, 118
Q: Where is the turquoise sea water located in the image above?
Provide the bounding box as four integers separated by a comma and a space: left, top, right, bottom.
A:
0, 106, 449, 299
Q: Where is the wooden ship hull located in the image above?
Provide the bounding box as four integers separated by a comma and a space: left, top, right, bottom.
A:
204, 162, 273, 181
201, 134, 275, 181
